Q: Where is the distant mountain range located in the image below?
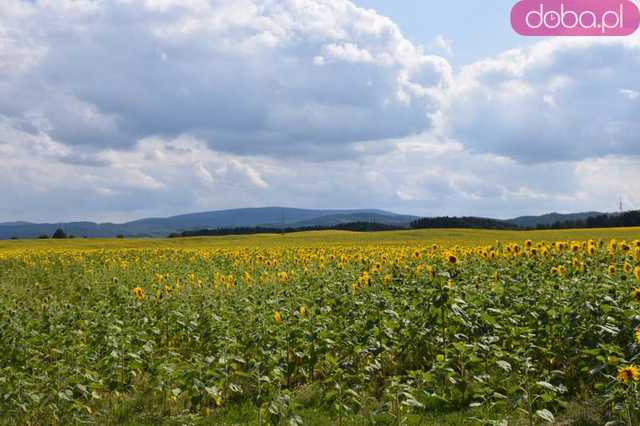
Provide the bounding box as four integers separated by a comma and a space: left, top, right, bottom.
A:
0, 208, 418, 239
0, 208, 608, 239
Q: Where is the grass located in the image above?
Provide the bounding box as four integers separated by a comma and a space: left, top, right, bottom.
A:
103, 384, 603, 425
106, 388, 532, 426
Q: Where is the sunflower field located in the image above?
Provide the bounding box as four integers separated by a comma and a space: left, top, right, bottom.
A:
2, 235, 640, 425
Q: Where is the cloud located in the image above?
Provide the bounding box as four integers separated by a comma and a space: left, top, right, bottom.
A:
429, 35, 453, 57
620, 89, 639, 100
0, 123, 277, 221
2, 114, 636, 223
442, 37, 640, 163
0, 0, 451, 157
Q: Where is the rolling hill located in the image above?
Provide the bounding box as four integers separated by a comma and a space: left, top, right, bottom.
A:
0, 208, 418, 239
0, 208, 616, 239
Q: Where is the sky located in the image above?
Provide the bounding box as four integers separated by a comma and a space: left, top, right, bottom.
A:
0, 0, 639, 223
352, 0, 537, 65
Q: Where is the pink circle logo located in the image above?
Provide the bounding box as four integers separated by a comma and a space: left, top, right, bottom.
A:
511, 0, 640, 36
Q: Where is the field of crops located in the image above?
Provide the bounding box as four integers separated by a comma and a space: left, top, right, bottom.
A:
2, 229, 640, 425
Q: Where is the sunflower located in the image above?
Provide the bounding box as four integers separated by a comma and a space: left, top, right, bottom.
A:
426, 265, 435, 278
635, 266, 640, 281
447, 253, 458, 264
384, 274, 392, 286
633, 288, 640, 302
299, 306, 306, 318
608, 265, 617, 276
274, 311, 282, 324
131, 287, 145, 300
635, 329, 640, 345
277, 271, 289, 283
617, 365, 640, 384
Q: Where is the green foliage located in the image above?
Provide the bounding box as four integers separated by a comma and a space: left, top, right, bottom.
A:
0, 233, 640, 424
52, 228, 67, 239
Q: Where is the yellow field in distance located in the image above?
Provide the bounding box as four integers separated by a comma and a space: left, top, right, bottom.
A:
2, 226, 640, 251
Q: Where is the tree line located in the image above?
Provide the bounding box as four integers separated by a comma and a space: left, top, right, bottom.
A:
168, 222, 404, 238
409, 216, 517, 230
535, 210, 640, 230
31, 228, 125, 240
409, 211, 640, 231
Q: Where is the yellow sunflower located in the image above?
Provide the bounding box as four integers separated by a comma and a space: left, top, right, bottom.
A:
131, 287, 145, 300
617, 365, 640, 384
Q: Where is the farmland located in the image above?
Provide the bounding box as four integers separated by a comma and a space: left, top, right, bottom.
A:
2, 228, 640, 425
